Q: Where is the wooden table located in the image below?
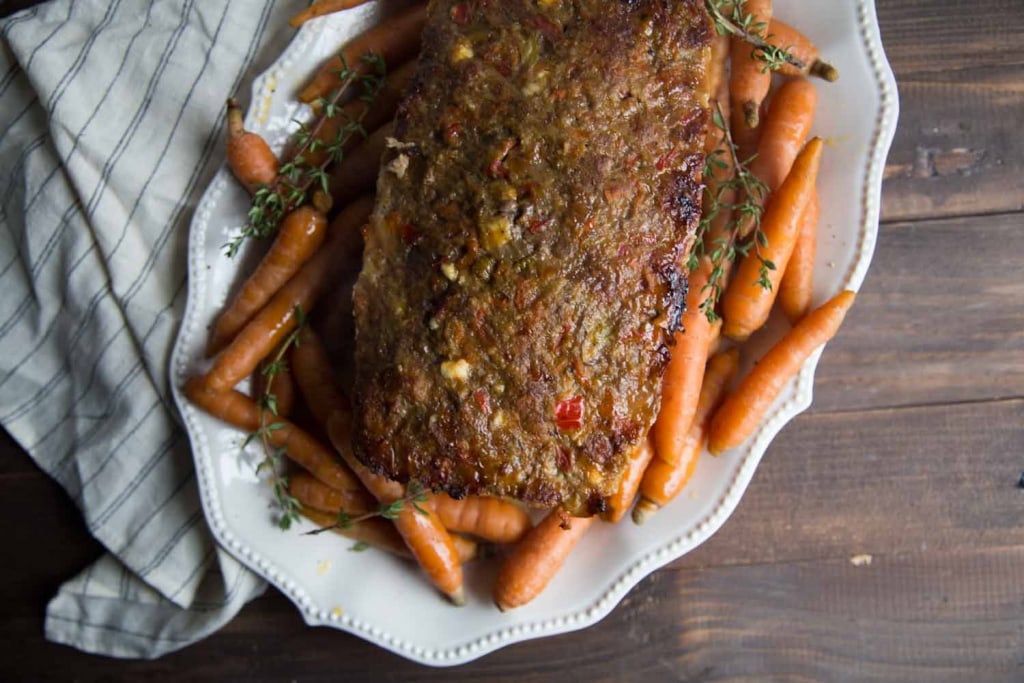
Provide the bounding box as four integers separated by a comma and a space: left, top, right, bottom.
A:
2, 1, 1022, 680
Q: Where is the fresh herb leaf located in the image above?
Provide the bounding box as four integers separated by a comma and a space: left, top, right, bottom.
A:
225, 52, 389, 257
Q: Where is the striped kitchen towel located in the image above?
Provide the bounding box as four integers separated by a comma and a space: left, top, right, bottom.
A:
0, 0, 307, 659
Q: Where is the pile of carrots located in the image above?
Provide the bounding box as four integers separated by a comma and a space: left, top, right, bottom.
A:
185, 0, 856, 612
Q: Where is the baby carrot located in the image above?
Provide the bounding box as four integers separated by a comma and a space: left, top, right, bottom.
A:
728, 0, 774, 131
778, 190, 819, 324
206, 203, 329, 356
751, 78, 818, 194
298, 491, 481, 563
708, 289, 857, 454
225, 98, 278, 192
288, 0, 373, 27
254, 352, 297, 418
494, 510, 595, 611
202, 198, 373, 393
327, 410, 466, 605
705, 33, 730, 114
303, 61, 415, 170
290, 326, 348, 428
633, 348, 740, 525
288, 470, 376, 517
767, 19, 839, 81
297, 505, 411, 558
449, 534, 481, 563
328, 121, 392, 207
652, 258, 715, 467
721, 137, 823, 342
298, 5, 426, 104
292, 337, 468, 594
702, 83, 738, 298
735, 78, 817, 241
601, 437, 655, 524
184, 376, 361, 493
428, 493, 533, 544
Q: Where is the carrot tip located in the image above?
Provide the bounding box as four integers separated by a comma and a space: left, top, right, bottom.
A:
743, 100, 760, 128
810, 60, 840, 82
448, 586, 467, 607
631, 499, 659, 526
722, 328, 751, 344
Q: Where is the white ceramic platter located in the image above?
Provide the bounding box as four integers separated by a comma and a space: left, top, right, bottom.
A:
170, 0, 898, 666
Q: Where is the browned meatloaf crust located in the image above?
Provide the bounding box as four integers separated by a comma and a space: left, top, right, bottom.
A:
351, 0, 712, 515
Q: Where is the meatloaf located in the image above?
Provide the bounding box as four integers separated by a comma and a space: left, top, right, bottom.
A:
351, 0, 712, 515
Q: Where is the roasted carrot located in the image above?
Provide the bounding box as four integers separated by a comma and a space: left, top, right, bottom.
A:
303, 61, 415, 170
428, 493, 532, 544
328, 121, 392, 206
702, 58, 739, 277
292, 473, 481, 562
206, 203, 329, 357
768, 19, 839, 81
298, 505, 411, 558
752, 79, 818, 194
298, 5, 426, 104
734, 77, 818, 241
728, 0, 774, 131
297, 329, 465, 604
225, 98, 278, 192
327, 410, 466, 605
778, 190, 819, 323
202, 198, 373, 393
705, 33, 730, 113
184, 376, 361, 493
290, 326, 348, 428
709, 289, 857, 454
494, 510, 595, 611
254, 353, 297, 418
288, 0, 374, 27
706, 318, 724, 358
721, 137, 823, 342
288, 470, 376, 517
633, 348, 740, 525
652, 258, 716, 467
451, 534, 481, 563
602, 437, 655, 524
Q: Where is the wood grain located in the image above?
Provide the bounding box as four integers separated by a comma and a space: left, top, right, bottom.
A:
877, 1, 1024, 222
2, 0, 1023, 680
683, 399, 1024, 568
4, 400, 1023, 681
812, 213, 1024, 412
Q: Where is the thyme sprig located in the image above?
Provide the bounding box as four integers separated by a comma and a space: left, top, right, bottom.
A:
704, 0, 804, 73
303, 481, 431, 536
226, 53, 388, 257
689, 103, 772, 322
245, 305, 306, 530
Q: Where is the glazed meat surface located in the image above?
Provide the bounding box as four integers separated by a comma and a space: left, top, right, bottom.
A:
352, 0, 712, 515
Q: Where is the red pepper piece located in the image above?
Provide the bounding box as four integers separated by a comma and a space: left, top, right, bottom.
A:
555, 396, 584, 431
451, 2, 471, 25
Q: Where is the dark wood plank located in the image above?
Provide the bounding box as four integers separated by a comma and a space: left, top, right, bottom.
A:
811, 212, 1024, 412
0, 0, 1020, 680
5, 546, 1022, 682
0, 445, 102, 620
3, 399, 1022, 680
684, 398, 1024, 567
877, 0, 1024, 221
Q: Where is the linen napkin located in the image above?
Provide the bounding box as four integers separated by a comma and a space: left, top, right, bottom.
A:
0, 0, 310, 659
